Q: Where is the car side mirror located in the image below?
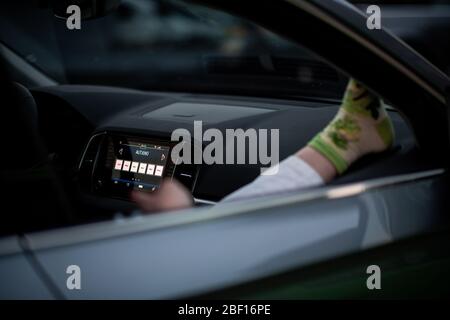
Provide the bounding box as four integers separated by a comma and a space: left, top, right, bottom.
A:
49, 0, 121, 20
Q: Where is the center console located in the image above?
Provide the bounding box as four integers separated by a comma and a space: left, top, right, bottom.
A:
78, 132, 199, 200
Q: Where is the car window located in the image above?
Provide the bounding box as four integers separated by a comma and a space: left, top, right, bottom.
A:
0, 0, 350, 100
0, 0, 448, 98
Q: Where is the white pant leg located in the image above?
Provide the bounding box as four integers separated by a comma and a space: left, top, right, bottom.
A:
221, 155, 324, 203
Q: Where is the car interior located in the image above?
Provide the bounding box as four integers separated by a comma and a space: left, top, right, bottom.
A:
0, 0, 449, 236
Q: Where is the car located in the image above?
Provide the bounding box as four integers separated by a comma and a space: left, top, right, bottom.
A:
0, 0, 449, 299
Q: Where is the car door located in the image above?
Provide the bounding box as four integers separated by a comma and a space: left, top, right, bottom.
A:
1, 0, 449, 299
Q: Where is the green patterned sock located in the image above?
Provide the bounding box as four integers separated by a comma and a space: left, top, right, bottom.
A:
308, 79, 394, 174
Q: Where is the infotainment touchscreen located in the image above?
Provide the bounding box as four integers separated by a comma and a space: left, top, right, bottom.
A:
104, 136, 171, 194
78, 133, 199, 200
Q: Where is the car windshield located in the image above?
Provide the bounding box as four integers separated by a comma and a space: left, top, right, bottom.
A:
0, 0, 448, 99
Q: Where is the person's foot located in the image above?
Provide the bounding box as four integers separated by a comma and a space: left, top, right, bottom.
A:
308, 79, 394, 174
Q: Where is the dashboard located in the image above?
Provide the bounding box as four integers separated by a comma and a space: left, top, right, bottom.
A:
30, 84, 436, 213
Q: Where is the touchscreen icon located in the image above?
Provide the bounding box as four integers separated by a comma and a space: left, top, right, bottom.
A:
138, 163, 147, 174
130, 162, 139, 173
155, 165, 164, 177
114, 159, 123, 170
146, 164, 155, 175
122, 161, 131, 171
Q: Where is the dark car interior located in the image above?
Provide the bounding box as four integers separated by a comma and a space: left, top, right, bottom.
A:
1, 0, 449, 236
